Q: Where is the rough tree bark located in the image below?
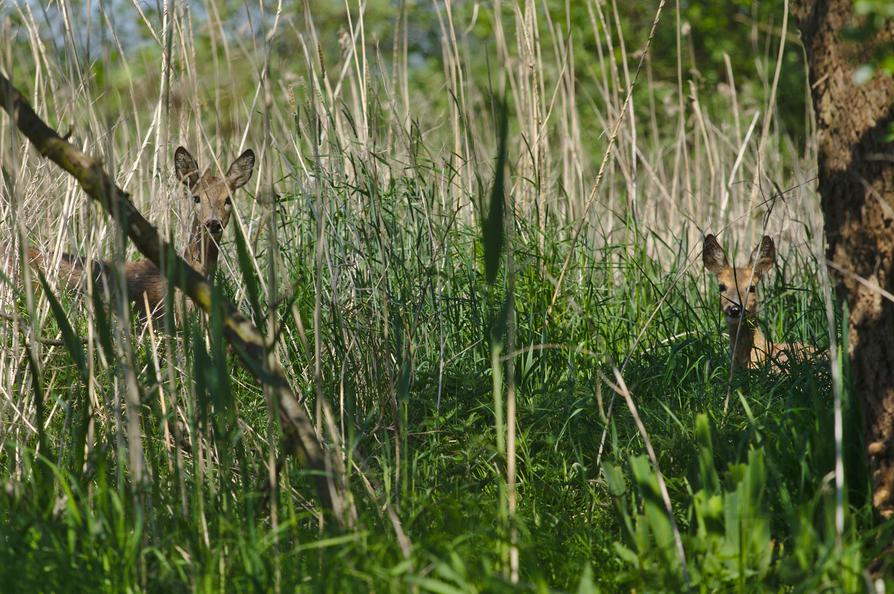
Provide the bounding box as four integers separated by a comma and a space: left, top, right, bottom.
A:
791, 2, 894, 518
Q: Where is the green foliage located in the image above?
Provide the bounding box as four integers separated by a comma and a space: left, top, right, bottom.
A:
1, 0, 889, 591
606, 411, 867, 592
849, 0, 894, 140
6, 182, 867, 591
649, 0, 808, 139
852, 0, 894, 80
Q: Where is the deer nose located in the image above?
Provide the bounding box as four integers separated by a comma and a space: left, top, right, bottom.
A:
206, 219, 223, 234
726, 304, 742, 318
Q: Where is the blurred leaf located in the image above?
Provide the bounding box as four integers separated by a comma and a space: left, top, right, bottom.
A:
90, 282, 114, 361
630, 455, 675, 566
404, 577, 466, 594
192, 324, 210, 433
853, 64, 875, 84
695, 413, 720, 492
23, 342, 48, 491
603, 462, 627, 497
575, 563, 601, 594
232, 215, 263, 327
481, 98, 508, 285
613, 542, 640, 566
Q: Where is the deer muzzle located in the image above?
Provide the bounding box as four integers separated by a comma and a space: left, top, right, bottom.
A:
205, 219, 223, 235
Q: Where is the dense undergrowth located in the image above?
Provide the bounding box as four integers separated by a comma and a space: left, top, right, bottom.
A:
0, 193, 871, 591
1, 0, 889, 591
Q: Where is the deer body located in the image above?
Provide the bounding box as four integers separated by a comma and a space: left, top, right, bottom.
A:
703, 234, 811, 369
27, 146, 255, 317
726, 309, 787, 368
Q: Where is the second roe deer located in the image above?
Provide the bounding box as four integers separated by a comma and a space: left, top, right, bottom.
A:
702, 233, 813, 369
27, 146, 255, 318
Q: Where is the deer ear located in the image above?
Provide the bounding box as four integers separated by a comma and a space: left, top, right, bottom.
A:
227, 149, 255, 190
751, 236, 776, 276
703, 234, 729, 275
175, 147, 200, 188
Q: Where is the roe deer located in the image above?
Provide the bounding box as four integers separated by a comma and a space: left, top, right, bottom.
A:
27, 146, 255, 318
702, 234, 813, 369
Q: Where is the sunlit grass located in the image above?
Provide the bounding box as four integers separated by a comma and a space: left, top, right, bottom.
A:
0, 1, 878, 592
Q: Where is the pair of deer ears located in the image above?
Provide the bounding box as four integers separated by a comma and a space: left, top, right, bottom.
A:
174, 146, 255, 191
703, 234, 776, 276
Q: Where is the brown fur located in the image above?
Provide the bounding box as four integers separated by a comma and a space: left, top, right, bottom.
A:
703, 234, 813, 369
27, 146, 255, 319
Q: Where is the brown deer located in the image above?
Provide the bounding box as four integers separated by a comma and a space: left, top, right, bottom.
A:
27, 146, 255, 319
702, 233, 813, 369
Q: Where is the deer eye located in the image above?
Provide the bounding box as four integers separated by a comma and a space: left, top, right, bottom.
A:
748, 286, 757, 293
224, 196, 232, 206
718, 284, 727, 292
192, 195, 201, 204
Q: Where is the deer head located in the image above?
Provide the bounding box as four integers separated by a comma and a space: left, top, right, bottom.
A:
703, 234, 776, 324
174, 146, 255, 275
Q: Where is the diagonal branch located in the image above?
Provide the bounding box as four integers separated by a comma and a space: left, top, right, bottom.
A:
0, 72, 355, 527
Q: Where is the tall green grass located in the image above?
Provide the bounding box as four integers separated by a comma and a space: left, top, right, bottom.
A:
0, 1, 881, 592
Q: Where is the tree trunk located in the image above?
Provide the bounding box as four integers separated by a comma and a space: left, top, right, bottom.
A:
792, 2, 894, 518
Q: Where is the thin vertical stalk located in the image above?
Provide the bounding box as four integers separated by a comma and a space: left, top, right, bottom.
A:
505, 174, 518, 584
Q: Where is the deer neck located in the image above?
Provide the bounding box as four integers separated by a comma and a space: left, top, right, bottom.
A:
727, 315, 769, 368
184, 218, 220, 277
